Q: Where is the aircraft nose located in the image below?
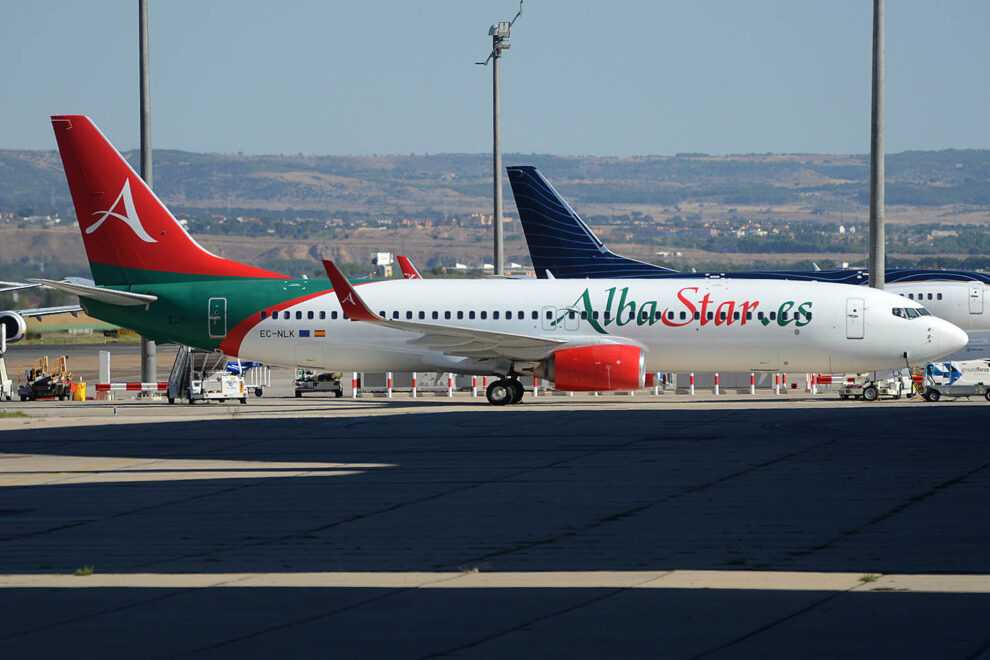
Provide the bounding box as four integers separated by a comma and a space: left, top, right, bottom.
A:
937, 319, 969, 356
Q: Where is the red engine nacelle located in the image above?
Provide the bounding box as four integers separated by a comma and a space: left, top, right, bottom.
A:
0, 311, 27, 344
539, 344, 645, 392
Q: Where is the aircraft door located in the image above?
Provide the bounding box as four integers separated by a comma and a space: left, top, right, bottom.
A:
541, 306, 557, 331
208, 297, 227, 338
969, 282, 984, 314
846, 298, 864, 339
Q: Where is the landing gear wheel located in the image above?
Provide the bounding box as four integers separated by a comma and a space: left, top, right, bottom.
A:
508, 378, 525, 404
862, 386, 879, 402
486, 379, 513, 406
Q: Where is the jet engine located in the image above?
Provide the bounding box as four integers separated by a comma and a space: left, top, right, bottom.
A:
0, 311, 27, 344
536, 344, 645, 391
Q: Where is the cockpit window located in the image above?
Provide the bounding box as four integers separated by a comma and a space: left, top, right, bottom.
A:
893, 307, 929, 319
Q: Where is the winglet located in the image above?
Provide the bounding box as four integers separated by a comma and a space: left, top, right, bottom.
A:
396, 255, 422, 280
322, 260, 381, 322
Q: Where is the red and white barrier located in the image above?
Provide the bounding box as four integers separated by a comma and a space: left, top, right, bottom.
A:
689, 373, 695, 396
352, 372, 359, 398
750, 373, 756, 395
447, 373, 453, 398
411, 372, 418, 398
714, 372, 720, 396
387, 372, 393, 399
94, 382, 167, 392
533, 376, 539, 397
472, 376, 477, 397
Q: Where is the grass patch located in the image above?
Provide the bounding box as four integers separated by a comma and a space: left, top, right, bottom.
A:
74, 566, 94, 576
0, 410, 29, 418
859, 573, 879, 583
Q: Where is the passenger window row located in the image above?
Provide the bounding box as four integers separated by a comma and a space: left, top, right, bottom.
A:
902, 292, 943, 301
258, 307, 811, 323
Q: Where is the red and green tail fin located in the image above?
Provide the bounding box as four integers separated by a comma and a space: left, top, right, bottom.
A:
51, 115, 286, 286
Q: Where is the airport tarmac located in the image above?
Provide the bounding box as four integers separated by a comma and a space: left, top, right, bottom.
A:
1, 359, 990, 657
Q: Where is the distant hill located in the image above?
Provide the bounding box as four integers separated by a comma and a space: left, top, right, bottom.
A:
2, 148, 989, 221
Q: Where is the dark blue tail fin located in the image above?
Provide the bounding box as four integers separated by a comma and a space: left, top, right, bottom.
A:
506, 166, 674, 279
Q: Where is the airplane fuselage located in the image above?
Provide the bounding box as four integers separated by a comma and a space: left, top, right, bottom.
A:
82, 277, 965, 377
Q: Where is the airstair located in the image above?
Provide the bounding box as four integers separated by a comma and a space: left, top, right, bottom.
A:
167, 346, 247, 404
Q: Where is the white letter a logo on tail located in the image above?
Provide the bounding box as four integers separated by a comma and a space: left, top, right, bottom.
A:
87, 179, 158, 243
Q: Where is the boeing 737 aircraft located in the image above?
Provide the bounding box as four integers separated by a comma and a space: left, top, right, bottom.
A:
507, 165, 990, 359
43, 116, 967, 404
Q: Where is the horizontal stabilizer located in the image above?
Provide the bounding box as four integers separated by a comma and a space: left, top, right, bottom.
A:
29, 278, 158, 306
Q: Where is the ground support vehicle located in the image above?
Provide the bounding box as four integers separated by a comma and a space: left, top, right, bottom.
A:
168, 346, 247, 404
17, 356, 73, 401
294, 369, 344, 398
922, 360, 990, 402
838, 372, 912, 402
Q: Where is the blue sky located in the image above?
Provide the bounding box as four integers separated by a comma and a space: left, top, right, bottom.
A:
1, 0, 988, 156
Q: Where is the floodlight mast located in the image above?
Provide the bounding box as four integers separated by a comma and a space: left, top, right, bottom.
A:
477, 1, 522, 277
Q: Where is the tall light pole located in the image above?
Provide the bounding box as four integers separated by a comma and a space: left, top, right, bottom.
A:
869, 0, 885, 289
477, 1, 522, 277
139, 0, 157, 382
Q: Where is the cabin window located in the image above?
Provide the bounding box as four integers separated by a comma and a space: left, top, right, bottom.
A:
432, 311, 439, 319
908, 294, 914, 300
342, 313, 349, 320
379, 311, 386, 318
445, 311, 452, 320
936, 293, 943, 300
480, 311, 488, 320
505, 311, 512, 320
604, 311, 612, 321
592, 311, 600, 320
260, 311, 268, 320
319, 311, 326, 320
272, 310, 279, 319
680, 312, 687, 320
757, 312, 764, 320
532, 311, 538, 320
627, 311, 635, 321
389, 311, 397, 319
780, 312, 788, 321
295, 311, 302, 320
769, 311, 777, 321
706, 312, 714, 321
545, 310, 553, 320
581, 311, 588, 320
733, 312, 740, 321
694, 311, 701, 320
518, 310, 524, 319
666, 311, 674, 320
718, 312, 727, 321
469, 311, 476, 320
805, 312, 812, 320
569, 311, 577, 320
457, 311, 464, 320
418, 311, 425, 320
331, 311, 338, 320
307, 311, 314, 320
492, 311, 499, 320
406, 311, 413, 320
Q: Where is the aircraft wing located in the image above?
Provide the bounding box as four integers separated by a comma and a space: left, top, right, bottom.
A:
322, 260, 616, 361
12, 305, 84, 320
1, 281, 41, 294
28, 278, 158, 306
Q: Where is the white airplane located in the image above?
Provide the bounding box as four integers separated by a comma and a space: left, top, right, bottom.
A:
45, 115, 967, 405
1, 281, 83, 347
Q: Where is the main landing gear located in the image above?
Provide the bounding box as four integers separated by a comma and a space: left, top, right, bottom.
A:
486, 377, 525, 406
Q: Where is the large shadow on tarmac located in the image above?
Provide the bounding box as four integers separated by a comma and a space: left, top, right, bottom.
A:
2, 403, 989, 576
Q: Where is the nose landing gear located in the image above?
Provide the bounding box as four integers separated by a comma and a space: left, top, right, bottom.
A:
486, 377, 525, 406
